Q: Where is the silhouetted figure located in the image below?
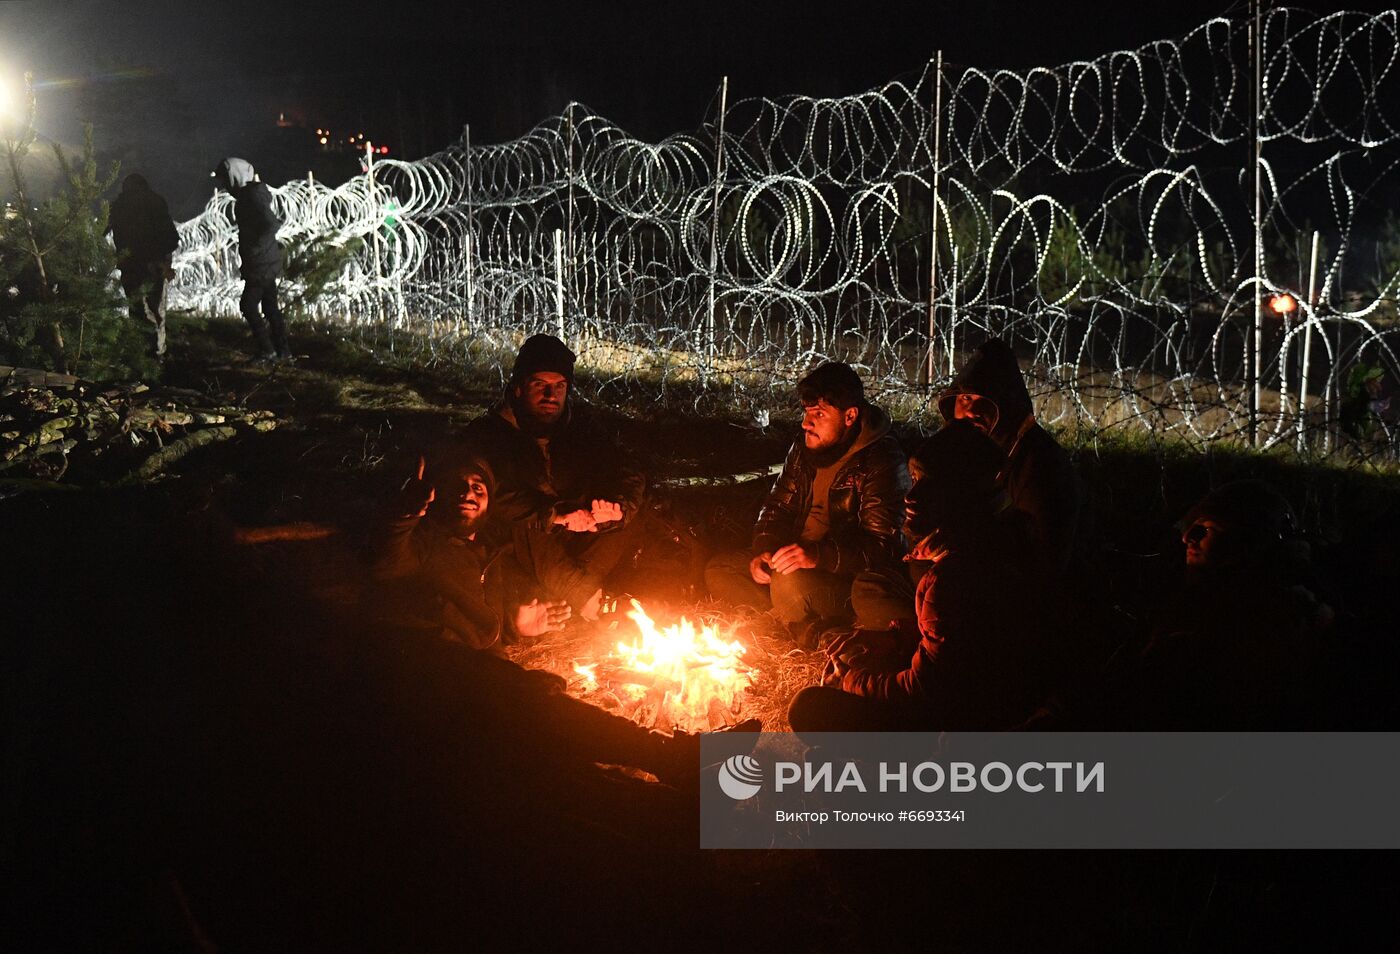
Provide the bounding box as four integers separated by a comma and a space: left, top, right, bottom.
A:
788, 420, 1046, 734
107, 173, 179, 358
212, 158, 289, 362
938, 339, 1082, 576
1107, 480, 1334, 729
705, 362, 911, 638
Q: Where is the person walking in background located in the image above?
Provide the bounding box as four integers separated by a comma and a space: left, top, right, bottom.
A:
212, 157, 290, 363
107, 173, 179, 359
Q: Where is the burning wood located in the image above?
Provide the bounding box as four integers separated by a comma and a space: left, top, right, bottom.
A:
567, 599, 759, 733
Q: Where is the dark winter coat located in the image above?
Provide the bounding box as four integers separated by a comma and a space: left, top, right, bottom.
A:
841, 516, 1046, 729
216, 159, 283, 282
372, 513, 509, 651
108, 175, 179, 269
753, 404, 911, 574
460, 400, 646, 533
1111, 568, 1333, 730
234, 181, 283, 281
937, 340, 1082, 574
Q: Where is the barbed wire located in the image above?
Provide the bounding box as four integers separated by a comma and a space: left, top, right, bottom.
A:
170, 6, 1400, 456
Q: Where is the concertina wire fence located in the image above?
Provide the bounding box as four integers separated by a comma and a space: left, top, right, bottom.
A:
170, 5, 1400, 457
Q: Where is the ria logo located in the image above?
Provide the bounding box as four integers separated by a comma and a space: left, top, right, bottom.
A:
717, 754, 764, 800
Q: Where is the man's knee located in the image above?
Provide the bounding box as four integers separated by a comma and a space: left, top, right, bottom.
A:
788, 685, 846, 734
705, 549, 768, 609
851, 569, 915, 630
770, 568, 849, 624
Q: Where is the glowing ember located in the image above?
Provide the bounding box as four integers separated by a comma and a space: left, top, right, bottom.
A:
570, 600, 758, 733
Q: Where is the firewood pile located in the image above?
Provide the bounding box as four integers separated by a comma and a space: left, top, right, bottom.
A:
0, 365, 279, 485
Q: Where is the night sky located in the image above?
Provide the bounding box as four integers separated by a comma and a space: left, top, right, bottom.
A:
0, 0, 1390, 217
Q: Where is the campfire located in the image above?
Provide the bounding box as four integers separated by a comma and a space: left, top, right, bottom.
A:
569, 600, 759, 733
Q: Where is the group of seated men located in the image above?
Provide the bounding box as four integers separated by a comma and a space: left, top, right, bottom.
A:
375, 331, 1336, 736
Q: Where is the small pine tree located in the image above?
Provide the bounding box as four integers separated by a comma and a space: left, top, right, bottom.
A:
281, 234, 365, 319
0, 73, 154, 381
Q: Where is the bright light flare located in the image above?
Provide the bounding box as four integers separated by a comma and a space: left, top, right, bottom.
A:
1270, 293, 1298, 315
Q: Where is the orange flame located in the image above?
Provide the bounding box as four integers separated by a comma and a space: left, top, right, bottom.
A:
571, 599, 758, 732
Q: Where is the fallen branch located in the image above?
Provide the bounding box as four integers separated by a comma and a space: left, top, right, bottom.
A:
655, 461, 784, 489
125, 426, 238, 482
231, 522, 339, 545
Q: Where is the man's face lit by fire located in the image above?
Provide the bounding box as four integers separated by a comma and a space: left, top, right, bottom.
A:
516, 372, 568, 425
444, 469, 489, 530
802, 398, 859, 452
1182, 518, 1239, 569
951, 392, 998, 434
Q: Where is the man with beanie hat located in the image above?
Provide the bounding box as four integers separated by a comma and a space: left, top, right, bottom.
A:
938, 339, 1082, 576
788, 420, 1048, 734
212, 157, 291, 362
705, 362, 912, 636
462, 334, 645, 621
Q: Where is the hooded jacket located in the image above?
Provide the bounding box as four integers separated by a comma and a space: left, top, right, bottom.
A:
841, 515, 1046, 729
215, 158, 283, 282
753, 404, 910, 574
460, 394, 645, 533
937, 340, 1081, 574
108, 174, 179, 268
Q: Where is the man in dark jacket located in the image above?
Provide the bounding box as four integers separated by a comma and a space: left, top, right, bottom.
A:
705, 362, 912, 634
937, 339, 1081, 576
1103, 479, 1334, 730
212, 157, 290, 362
461, 334, 646, 620
788, 420, 1046, 734
107, 173, 179, 358
373, 446, 572, 651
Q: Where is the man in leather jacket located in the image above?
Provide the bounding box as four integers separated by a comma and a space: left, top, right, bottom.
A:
705, 362, 912, 634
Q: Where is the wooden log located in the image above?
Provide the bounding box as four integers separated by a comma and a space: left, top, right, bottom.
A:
124, 426, 237, 482
654, 461, 784, 489
2, 416, 81, 460
0, 366, 83, 389
231, 522, 338, 545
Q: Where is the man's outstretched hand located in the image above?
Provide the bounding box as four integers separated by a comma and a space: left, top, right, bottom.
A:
514, 599, 572, 638
400, 456, 435, 517
554, 509, 598, 533
590, 498, 623, 525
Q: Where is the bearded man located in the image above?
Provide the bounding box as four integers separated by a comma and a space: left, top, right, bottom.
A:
705, 362, 911, 636
461, 334, 645, 621
373, 448, 571, 651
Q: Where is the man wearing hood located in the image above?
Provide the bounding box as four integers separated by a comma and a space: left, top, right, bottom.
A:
461, 334, 646, 621
107, 173, 180, 358
705, 362, 912, 634
212, 157, 290, 362
373, 445, 571, 651
938, 339, 1081, 575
